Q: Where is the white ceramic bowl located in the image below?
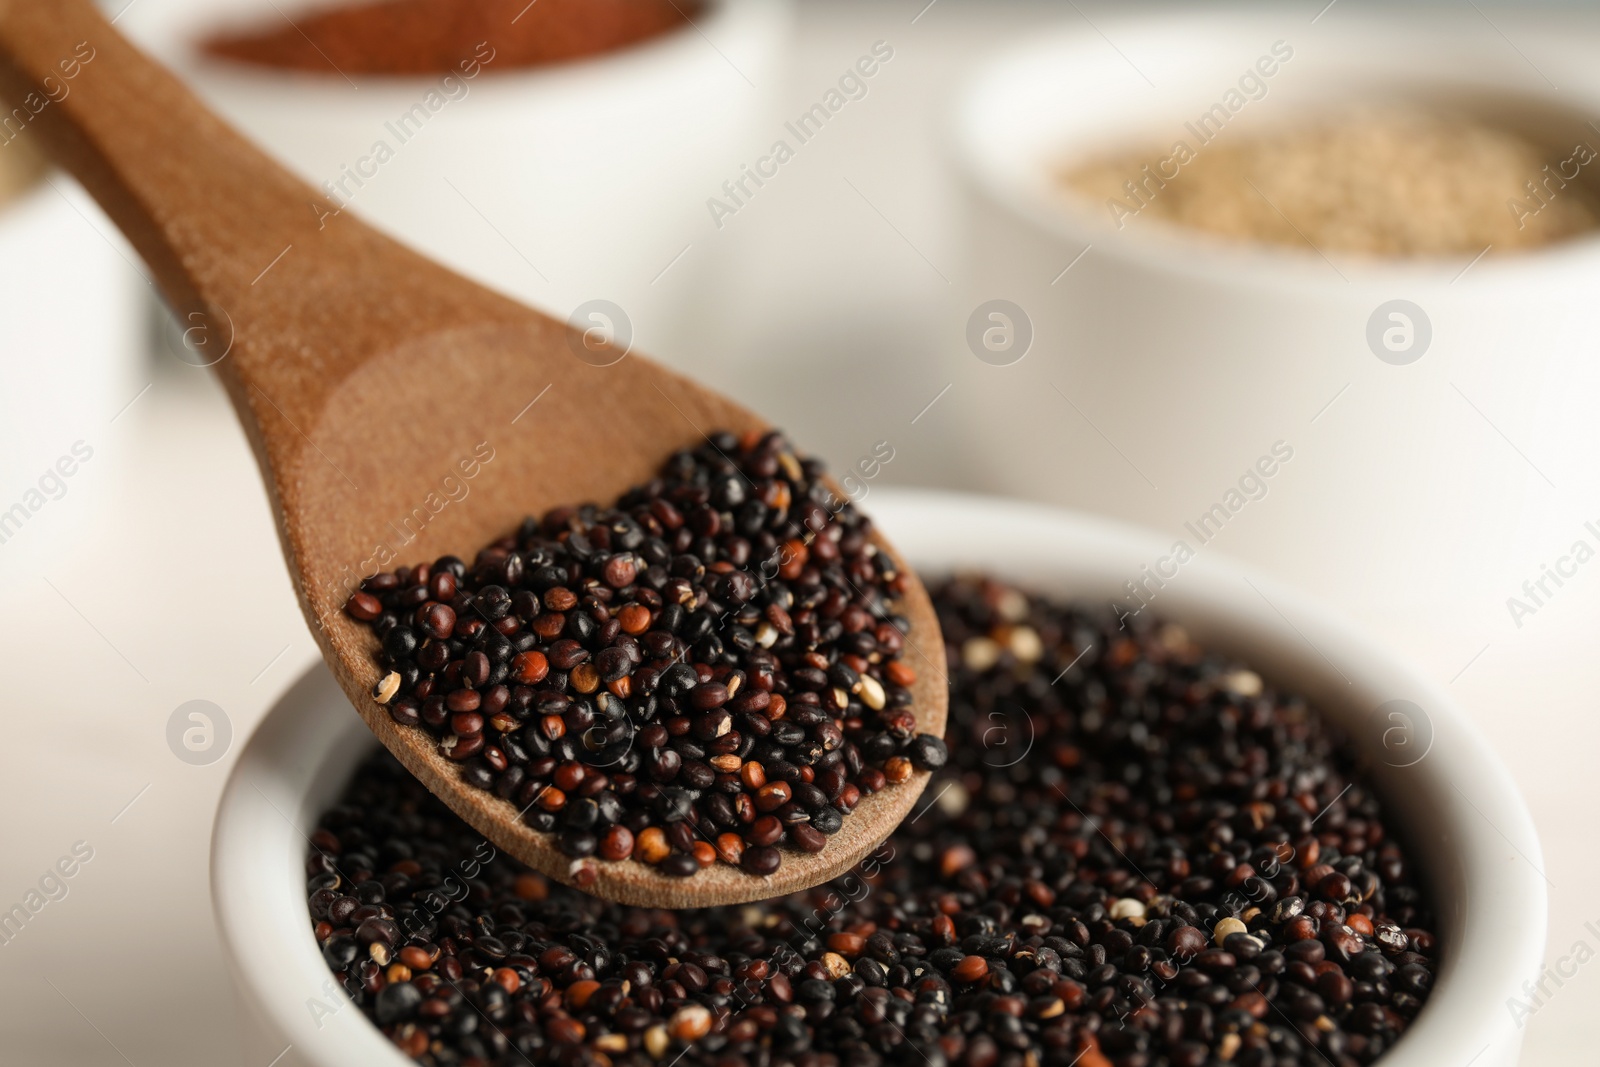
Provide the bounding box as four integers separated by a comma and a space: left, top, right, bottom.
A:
212, 489, 1546, 1067
950, 9, 1600, 623
0, 176, 143, 509
118, 0, 792, 368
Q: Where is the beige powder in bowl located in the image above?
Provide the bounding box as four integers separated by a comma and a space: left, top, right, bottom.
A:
1061, 108, 1600, 257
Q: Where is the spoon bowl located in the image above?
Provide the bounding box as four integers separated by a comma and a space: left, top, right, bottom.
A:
0, 0, 945, 907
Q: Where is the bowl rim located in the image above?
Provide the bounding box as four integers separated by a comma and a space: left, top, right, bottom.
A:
129, 0, 787, 105
211, 487, 1547, 1066
950, 6, 1600, 293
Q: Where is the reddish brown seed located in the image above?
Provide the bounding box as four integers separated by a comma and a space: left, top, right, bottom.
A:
440, 734, 482, 761
482, 684, 510, 715
715, 833, 744, 865
603, 555, 638, 588
740, 761, 767, 790
885, 660, 917, 687
418, 602, 455, 639
617, 604, 651, 634
692, 841, 716, 866
511, 650, 549, 685
513, 873, 547, 901
990, 996, 1025, 1018
1317, 968, 1355, 1005
400, 946, 434, 971
755, 781, 792, 812
544, 586, 578, 611
547, 639, 589, 670
1230, 991, 1269, 1019
1167, 924, 1209, 958
540, 946, 577, 971
427, 570, 456, 601
636, 827, 670, 864
882, 708, 917, 738
449, 712, 483, 737
461, 650, 491, 688
600, 825, 634, 861
570, 663, 600, 694
668, 1003, 712, 1041
741, 843, 781, 875
554, 762, 586, 791
493, 967, 521, 994
779, 540, 807, 579
536, 787, 566, 812
1318, 871, 1354, 901
566, 979, 600, 1008
748, 816, 783, 846
941, 843, 977, 878
1326, 925, 1365, 960
692, 683, 730, 710
952, 956, 989, 983
789, 823, 827, 853
546, 1017, 586, 1044
828, 933, 865, 956
445, 689, 480, 713
345, 591, 382, 620
765, 603, 794, 634
883, 756, 913, 784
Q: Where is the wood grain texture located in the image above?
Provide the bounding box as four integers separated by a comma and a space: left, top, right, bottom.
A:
0, 0, 947, 906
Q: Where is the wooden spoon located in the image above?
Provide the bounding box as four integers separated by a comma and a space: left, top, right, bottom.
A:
0, 0, 946, 907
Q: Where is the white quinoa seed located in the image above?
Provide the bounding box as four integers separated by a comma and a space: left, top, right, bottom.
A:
1212, 916, 1248, 946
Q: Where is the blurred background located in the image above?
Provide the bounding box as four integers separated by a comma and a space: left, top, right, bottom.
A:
1, 0, 1597, 1062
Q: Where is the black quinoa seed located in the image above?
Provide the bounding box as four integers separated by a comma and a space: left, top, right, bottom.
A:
312, 574, 1436, 1067
345, 430, 936, 881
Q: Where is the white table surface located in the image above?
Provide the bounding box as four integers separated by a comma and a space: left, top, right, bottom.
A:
2, 1, 1595, 1063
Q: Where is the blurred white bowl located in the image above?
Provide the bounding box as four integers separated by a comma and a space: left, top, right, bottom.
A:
118, 0, 792, 367
212, 489, 1545, 1067
952, 10, 1600, 621
0, 176, 142, 510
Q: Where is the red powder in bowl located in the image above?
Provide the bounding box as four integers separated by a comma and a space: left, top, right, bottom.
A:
203, 0, 702, 76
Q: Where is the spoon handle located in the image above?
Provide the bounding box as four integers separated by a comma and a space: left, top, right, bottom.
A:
0, 1, 323, 340
0, 0, 502, 424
